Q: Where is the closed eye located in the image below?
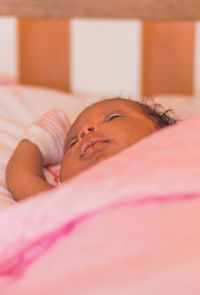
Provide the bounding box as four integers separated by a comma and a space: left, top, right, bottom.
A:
68, 138, 78, 150
106, 113, 121, 122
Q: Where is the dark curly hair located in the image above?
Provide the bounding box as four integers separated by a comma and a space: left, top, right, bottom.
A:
127, 98, 180, 129
102, 96, 180, 129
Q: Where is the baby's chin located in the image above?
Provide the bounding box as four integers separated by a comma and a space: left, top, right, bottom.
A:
59, 154, 105, 183
59, 145, 123, 183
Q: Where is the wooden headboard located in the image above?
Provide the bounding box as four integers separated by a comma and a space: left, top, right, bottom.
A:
0, 0, 198, 96
1, 0, 200, 20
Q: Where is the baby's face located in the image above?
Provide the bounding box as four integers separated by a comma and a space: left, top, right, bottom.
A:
59, 98, 156, 182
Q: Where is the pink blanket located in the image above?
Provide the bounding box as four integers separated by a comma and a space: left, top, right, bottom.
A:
0, 115, 200, 294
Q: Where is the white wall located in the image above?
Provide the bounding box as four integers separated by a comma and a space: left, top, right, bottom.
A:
70, 19, 142, 98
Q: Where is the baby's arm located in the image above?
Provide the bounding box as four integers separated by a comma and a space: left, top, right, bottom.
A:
6, 109, 70, 201
6, 140, 53, 201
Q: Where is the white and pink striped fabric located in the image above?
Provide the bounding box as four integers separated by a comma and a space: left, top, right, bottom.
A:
0, 107, 200, 294
23, 109, 71, 165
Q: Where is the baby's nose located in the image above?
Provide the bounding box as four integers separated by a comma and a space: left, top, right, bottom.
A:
79, 126, 96, 139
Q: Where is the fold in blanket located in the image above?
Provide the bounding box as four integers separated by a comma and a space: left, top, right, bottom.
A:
0, 192, 199, 278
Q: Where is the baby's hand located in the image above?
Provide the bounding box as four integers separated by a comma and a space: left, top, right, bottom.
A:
22, 109, 71, 165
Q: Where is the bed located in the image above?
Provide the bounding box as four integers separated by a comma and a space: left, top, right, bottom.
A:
1, 1, 200, 294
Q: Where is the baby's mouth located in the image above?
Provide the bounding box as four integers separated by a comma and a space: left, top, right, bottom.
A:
80, 138, 110, 159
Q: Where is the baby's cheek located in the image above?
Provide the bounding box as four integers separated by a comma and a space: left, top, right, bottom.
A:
58, 164, 64, 182
59, 156, 70, 182
59, 153, 80, 182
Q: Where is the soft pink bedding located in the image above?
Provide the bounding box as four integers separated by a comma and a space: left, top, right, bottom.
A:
0, 114, 200, 294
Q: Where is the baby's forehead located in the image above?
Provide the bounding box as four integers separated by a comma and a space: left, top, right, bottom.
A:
67, 98, 136, 137
80, 98, 132, 117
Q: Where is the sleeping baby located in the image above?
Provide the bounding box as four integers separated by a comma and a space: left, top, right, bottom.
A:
6, 97, 177, 201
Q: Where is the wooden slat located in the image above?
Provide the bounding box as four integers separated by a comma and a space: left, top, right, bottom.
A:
1, 0, 200, 21
141, 22, 195, 96
18, 19, 70, 92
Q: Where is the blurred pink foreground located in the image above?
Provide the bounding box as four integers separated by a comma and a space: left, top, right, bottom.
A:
0, 115, 200, 294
